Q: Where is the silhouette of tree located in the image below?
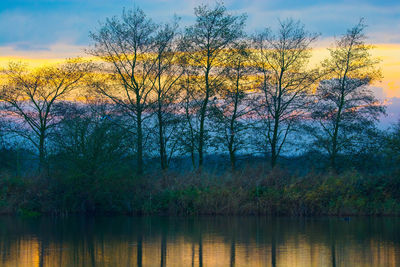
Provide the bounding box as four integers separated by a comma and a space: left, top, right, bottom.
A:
308, 19, 385, 171
88, 7, 159, 175
179, 2, 246, 169
209, 42, 255, 170
0, 59, 91, 171
149, 19, 185, 170
253, 19, 319, 168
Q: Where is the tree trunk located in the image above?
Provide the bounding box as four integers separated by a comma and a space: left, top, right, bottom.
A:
270, 69, 283, 169
228, 70, 240, 171
190, 147, 196, 170
270, 136, 278, 168
38, 130, 46, 172
137, 109, 144, 175
330, 78, 346, 172
229, 142, 236, 171
228, 117, 236, 170
270, 109, 280, 168
330, 150, 337, 172
198, 103, 206, 169
157, 106, 167, 170
198, 70, 210, 170
157, 56, 168, 171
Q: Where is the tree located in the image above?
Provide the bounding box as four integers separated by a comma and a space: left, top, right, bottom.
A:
0, 59, 90, 171
88, 7, 159, 175
385, 120, 400, 168
209, 42, 254, 170
252, 19, 319, 168
177, 70, 199, 169
309, 19, 385, 171
52, 99, 130, 176
179, 2, 246, 169
149, 20, 184, 170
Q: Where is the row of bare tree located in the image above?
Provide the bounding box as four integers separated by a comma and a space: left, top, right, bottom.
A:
0, 3, 386, 175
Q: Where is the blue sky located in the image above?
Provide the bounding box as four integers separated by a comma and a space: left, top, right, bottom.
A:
0, 0, 399, 53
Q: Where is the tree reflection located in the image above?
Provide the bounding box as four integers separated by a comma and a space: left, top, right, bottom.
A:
0, 217, 399, 267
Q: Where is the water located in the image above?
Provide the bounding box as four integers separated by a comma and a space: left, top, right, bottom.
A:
0, 216, 399, 267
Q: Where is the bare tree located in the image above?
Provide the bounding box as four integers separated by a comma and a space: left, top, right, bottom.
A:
177, 71, 199, 169
252, 19, 319, 168
209, 42, 254, 170
0, 59, 90, 171
149, 20, 184, 170
179, 2, 246, 169
52, 99, 130, 176
88, 8, 159, 175
308, 19, 385, 171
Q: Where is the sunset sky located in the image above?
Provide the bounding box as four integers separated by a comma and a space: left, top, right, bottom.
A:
0, 0, 399, 122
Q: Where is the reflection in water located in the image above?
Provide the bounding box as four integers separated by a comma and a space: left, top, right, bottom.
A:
0, 216, 400, 266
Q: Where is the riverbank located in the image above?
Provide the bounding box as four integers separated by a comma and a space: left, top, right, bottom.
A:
1, 168, 400, 217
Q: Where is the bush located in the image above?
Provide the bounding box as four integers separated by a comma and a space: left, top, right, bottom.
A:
1, 166, 400, 216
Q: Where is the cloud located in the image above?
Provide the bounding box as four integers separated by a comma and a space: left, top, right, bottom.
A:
13, 43, 51, 51
0, 42, 86, 60
240, 1, 400, 39
0, 0, 398, 48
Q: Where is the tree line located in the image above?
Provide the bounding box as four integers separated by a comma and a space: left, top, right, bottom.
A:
0, 3, 396, 177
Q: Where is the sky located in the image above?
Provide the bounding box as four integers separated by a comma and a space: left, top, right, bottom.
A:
0, 0, 399, 122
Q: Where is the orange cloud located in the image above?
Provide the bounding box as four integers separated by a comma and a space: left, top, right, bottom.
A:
0, 42, 399, 98
311, 43, 400, 98
372, 44, 400, 98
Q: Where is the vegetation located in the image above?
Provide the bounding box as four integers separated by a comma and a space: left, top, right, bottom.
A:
307, 19, 384, 171
0, 3, 398, 216
179, 3, 246, 169
1, 165, 400, 216
0, 59, 92, 171
252, 18, 320, 168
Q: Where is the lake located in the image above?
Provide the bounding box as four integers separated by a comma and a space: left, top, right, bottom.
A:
0, 216, 399, 266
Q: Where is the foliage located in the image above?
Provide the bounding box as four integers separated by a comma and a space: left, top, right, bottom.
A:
1, 163, 400, 216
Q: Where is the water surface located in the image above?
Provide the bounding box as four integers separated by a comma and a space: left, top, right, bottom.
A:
0, 216, 399, 266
